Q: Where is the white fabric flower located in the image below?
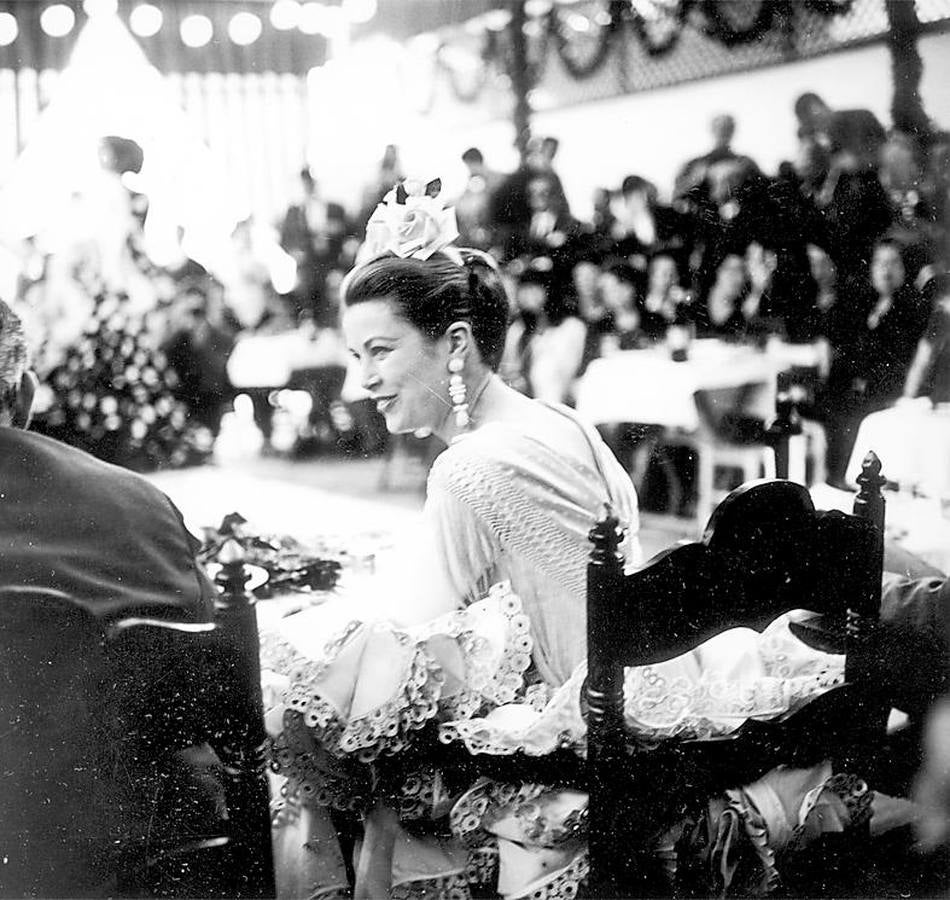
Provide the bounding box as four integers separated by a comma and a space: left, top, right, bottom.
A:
360, 180, 461, 264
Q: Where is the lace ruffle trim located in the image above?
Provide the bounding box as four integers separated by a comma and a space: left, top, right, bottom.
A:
271, 625, 444, 763
624, 665, 845, 744
450, 779, 550, 846
265, 582, 532, 767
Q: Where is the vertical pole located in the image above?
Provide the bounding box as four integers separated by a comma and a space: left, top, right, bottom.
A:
508, 0, 532, 158
885, 0, 929, 139
766, 391, 805, 483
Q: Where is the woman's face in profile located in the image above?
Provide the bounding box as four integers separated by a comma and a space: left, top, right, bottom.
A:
342, 298, 448, 435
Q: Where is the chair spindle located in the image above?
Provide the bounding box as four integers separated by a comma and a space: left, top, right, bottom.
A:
847, 451, 888, 781
766, 390, 805, 483
213, 538, 276, 899
586, 504, 627, 897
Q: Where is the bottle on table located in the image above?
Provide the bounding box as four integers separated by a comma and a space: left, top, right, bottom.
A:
667, 290, 695, 362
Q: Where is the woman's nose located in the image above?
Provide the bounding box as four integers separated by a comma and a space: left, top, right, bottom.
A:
360, 359, 381, 392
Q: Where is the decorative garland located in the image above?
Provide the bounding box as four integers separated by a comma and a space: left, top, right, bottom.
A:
626, 0, 691, 59
698, 0, 778, 47
438, 0, 857, 101
547, 0, 624, 79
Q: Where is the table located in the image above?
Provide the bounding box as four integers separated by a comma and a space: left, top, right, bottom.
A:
148, 467, 425, 627
811, 482, 950, 575
575, 340, 781, 430
845, 400, 950, 500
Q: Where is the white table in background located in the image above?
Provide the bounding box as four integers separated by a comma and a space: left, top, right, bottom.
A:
846, 400, 950, 502
575, 340, 781, 430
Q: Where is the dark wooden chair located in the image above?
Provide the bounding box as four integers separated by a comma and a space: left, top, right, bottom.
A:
0, 540, 274, 899
586, 453, 892, 897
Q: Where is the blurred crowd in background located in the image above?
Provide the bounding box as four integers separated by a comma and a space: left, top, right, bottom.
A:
6, 87, 950, 513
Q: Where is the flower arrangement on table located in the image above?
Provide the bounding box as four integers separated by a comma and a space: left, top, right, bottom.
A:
199, 512, 342, 597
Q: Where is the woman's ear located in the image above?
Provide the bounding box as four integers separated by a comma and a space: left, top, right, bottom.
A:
446, 320, 474, 359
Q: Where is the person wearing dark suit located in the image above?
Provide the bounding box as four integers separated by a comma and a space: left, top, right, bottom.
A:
0, 299, 218, 896
504, 173, 581, 266
818, 239, 931, 482
280, 168, 348, 321
0, 321, 215, 621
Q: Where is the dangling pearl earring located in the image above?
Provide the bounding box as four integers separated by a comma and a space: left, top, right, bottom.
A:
447, 357, 469, 429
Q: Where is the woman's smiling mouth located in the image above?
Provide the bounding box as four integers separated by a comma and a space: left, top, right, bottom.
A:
374, 395, 397, 412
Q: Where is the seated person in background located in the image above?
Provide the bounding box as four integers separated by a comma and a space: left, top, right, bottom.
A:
804, 243, 839, 351
641, 251, 686, 339
571, 252, 612, 378
902, 272, 950, 405
740, 240, 786, 339
505, 173, 579, 264
0, 299, 219, 895
694, 253, 749, 338
818, 238, 931, 483
612, 174, 693, 277
598, 260, 648, 350
499, 263, 586, 404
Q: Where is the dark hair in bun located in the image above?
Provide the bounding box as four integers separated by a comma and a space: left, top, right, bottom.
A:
342, 250, 511, 370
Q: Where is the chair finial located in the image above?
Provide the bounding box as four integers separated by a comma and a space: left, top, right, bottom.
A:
217, 538, 245, 567
858, 450, 885, 488
589, 503, 624, 566
215, 538, 254, 607
853, 450, 886, 533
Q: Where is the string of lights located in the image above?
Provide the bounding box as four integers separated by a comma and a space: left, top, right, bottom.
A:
0, 0, 378, 49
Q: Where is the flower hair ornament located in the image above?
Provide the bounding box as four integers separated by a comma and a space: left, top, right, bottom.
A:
358, 177, 463, 265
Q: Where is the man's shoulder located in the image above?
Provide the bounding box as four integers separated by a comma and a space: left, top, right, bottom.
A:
0, 429, 166, 499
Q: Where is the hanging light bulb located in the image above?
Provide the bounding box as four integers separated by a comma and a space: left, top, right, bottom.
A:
0, 12, 17, 45
129, 3, 163, 37
270, 0, 301, 31
180, 13, 213, 48
40, 4, 76, 37
229, 11, 262, 45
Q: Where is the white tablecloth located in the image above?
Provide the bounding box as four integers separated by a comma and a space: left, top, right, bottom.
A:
811, 482, 950, 575
575, 341, 781, 431
845, 401, 950, 500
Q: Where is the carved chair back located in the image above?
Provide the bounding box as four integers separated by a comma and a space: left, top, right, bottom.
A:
586, 454, 888, 896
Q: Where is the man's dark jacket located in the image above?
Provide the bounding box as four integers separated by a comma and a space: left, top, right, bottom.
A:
0, 427, 214, 621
